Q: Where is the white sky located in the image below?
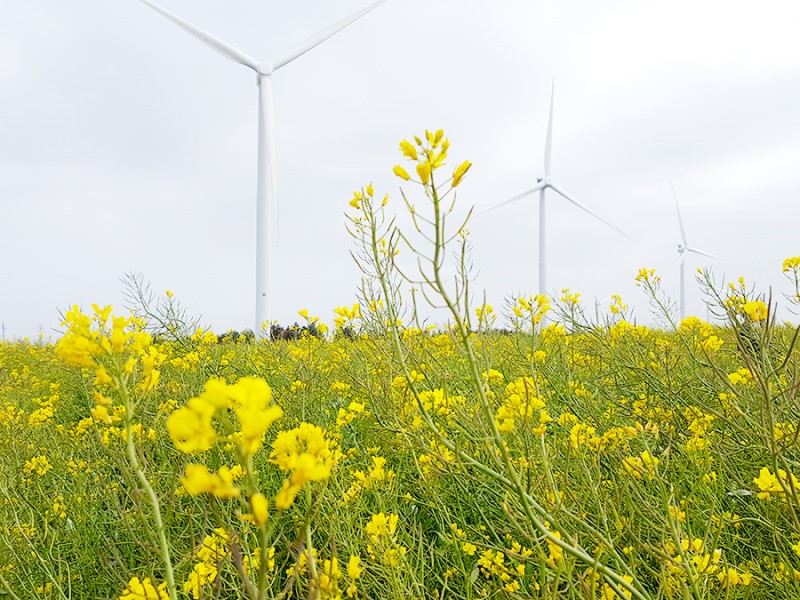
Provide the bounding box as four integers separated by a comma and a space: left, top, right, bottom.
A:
2, 0, 799, 339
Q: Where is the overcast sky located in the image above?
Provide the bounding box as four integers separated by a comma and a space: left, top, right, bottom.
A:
2, 1, 799, 340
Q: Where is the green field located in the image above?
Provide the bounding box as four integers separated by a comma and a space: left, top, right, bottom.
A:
2, 131, 800, 599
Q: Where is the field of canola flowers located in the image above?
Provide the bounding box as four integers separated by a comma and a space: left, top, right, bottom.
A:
3, 131, 800, 599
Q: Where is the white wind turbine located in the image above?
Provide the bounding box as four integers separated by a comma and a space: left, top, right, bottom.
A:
484, 80, 633, 297
136, 0, 389, 340
671, 184, 723, 320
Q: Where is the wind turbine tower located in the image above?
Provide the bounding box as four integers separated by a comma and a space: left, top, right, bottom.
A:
484, 80, 633, 297
671, 184, 723, 321
136, 0, 389, 340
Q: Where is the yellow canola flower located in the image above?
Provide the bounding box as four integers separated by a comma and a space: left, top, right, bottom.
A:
365, 512, 399, 542
416, 161, 432, 184
622, 450, 659, 480
110, 315, 133, 352
347, 555, 363, 580
184, 562, 218, 600
393, 165, 411, 181
399, 139, 418, 160
117, 576, 169, 600
783, 256, 800, 272
228, 377, 283, 457
167, 377, 282, 457
180, 464, 240, 499
462, 542, 477, 555
250, 492, 269, 526
743, 300, 768, 321
754, 466, 800, 500
55, 330, 103, 367
270, 422, 340, 509
451, 160, 471, 187
275, 479, 304, 510
94, 365, 114, 387
23, 455, 53, 476
717, 567, 753, 588
167, 398, 217, 454
139, 348, 161, 393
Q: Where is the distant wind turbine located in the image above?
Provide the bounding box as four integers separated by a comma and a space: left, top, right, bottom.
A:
136, 0, 389, 340
483, 80, 633, 297
671, 184, 723, 320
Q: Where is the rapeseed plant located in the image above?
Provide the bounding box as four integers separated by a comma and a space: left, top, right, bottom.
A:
2, 139, 799, 599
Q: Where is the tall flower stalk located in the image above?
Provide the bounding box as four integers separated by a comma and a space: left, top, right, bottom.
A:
346, 130, 651, 600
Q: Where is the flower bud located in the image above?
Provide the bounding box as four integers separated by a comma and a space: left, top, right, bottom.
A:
393, 165, 411, 181
251, 492, 269, 526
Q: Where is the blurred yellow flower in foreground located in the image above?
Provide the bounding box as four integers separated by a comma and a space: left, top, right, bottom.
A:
743, 300, 768, 322
118, 576, 169, 600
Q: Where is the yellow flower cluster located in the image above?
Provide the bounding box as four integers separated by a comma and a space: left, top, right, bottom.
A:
608, 320, 650, 343
184, 528, 228, 599
684, 405, 715, 457
336, 400, 367, 427
180, 464, 240, 499
474, 304, 495, 329
55, 305, 152, 368
678, 317, 723, 352
560, 288, 581, 305
584, 569, 634, 600
117, 576, 169, 600
333, 304, 361, 330
23, 454, 52, 476
754, 466, 800, 500
349, 183, 388, 212
166, 377, 282, 458
511, 294, 551, 324
269, 422, 341, 509
393, 129, 470, 189
494, 377, 548, 434
743, 300, 768, 321
290, 552, 362, 599
343, 455, 395, 502
727, 367, 753, 386
774, 421, 797, 444
716, 566, 753, 588
482, 369, 505, 386
621, 450, 660, 480
608, 294, 628, 316
477, 547, 528, 593
399, 387, 465, 429
634, 268, 660, 286
365, 512, 406, 566
782, 256, 800, 273
56, 305, 163, 430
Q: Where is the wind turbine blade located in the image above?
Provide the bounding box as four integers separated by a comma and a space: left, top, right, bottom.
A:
478, 182, 547, 215
549, 182, 635, 242
670, 182, 688, 246
273, 0, 389, 70
138, 0, 259, 71
687, 247, 724, 261
544, 78, 554, 177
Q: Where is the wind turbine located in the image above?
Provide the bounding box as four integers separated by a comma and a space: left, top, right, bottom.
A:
483, 80, 633, 298
671, 184, 723, 320
136, 0, 389, 340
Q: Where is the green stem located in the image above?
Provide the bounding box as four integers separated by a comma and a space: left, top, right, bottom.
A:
117, 371, 178, 600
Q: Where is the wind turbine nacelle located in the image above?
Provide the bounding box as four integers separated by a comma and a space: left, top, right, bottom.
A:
257, 63, 275, 77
